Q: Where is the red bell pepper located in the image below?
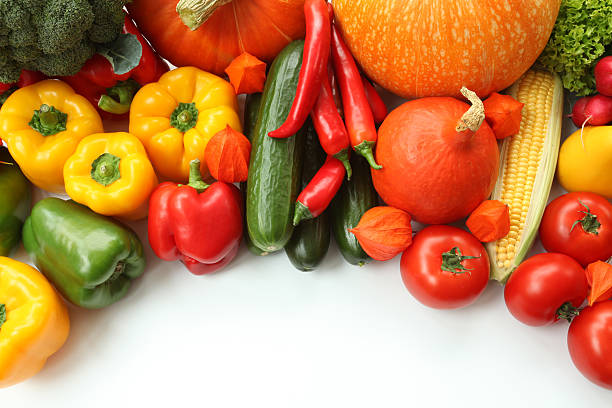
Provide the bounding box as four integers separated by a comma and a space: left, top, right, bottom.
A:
148, 160, 243, 275
61, 13, 169, 117
0, 70, 46, 108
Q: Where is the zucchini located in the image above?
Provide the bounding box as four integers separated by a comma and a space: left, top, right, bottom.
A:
285, 123, 330, 271
246, 40, 306, 252
331, 155, 377, 266
241, 93, 270, 256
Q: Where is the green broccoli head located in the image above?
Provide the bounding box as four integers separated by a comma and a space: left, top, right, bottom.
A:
88, 0, 128, 44
0, 0, 129, 83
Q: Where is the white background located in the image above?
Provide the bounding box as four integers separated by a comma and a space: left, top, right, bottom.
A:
2, 91, 612, 407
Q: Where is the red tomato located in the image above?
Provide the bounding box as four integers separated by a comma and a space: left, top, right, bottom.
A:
568, 300, 612, 389
400, 225, 489, 309
539, 192, 612, 266
504, 253, 588, 326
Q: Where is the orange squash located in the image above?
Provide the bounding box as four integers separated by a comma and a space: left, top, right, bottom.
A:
331, 0, 561, 98
127, 0, 306, 75
371, 89, 499, 225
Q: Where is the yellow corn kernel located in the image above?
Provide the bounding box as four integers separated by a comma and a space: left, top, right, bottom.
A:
487, 69, 563, 282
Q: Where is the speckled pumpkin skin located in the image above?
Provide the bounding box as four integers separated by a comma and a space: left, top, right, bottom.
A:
332, 0, 561, 98
371, 97, 499, 224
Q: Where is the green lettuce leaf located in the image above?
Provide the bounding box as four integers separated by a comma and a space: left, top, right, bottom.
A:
538, 0, 612, 95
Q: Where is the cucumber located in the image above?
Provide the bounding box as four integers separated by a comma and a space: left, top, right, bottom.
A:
331, 155, 377, 266
285, 123, 330, 271
241, 93, 270, 256
246, 40, 306, 252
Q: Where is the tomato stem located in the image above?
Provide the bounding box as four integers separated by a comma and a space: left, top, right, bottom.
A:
441, 247, 480, 274
570, 200, 601, 235
556, 301, 581, 323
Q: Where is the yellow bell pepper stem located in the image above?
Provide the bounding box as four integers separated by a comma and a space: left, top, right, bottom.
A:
0, 257, 70, 388
63, 132, 159, 220
129, 67, 242, 182
0, 80, 103, 193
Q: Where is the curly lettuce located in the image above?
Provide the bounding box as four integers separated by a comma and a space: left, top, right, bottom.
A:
538, 0, 612, 95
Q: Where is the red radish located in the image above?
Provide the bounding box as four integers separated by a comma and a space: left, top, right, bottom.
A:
595, 56, 612, 96
571, 96, 592, 127
584, 94, 612, 126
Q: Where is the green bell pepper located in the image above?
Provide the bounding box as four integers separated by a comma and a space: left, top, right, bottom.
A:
22, 198, 145, 309
0, 147, 31, 255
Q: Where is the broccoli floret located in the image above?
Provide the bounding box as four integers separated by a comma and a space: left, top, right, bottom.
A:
35, 38, 95, 77
0, 48, 21, 83
88, 0, 127, 44
0, 0, 129, 83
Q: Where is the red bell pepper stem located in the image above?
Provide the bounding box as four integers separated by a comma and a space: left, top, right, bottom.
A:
268, 0, 330, 138
362, 76, 388, 125
293, 155, 346, 226
330, 25, 382, 170
186, 159, 210, 192
311, 72, 352, 179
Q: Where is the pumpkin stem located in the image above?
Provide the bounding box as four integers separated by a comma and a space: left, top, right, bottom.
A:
455, 87, 485, 133
176, 0, 233, 31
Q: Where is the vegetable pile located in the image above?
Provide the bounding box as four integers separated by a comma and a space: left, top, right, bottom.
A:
1, 0, 612, 394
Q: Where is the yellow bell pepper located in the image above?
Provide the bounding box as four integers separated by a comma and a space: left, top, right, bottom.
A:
0, 80, 104, 193
0, 257, 70, 388
63, 132, 158, 220
129, 66, 242, 182
558, 126, 612, 198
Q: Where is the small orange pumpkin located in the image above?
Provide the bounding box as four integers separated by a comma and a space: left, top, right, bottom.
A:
371, 89, 499, 225
127, 0, 306, 75
332, 0, 561, 98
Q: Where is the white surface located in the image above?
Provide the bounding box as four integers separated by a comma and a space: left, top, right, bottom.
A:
3, 92, 612, 407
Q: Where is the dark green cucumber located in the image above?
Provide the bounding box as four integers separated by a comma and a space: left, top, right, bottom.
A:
246, 40, 306, 252
285, 123, 330, 271
331, 155, 377, 266
241, 93, 270, 256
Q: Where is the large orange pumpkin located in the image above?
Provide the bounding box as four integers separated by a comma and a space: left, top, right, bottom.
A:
331, 0, 561, 98
127, 0, 306, 75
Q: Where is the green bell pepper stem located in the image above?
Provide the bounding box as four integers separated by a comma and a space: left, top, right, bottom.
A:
22, 198, 145, 309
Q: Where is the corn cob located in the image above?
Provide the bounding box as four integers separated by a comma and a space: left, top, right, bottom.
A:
486, 69, 563, 283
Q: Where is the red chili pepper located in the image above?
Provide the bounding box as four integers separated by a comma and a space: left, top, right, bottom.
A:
268, 0, 330, 138
330, 24, 382, 170
293, 155, 346, 226
362, 76, 388, 125
148, 160, 243, 275
61, 13, 169, 117
311, 71, 352, 179
0, 70, 46, 107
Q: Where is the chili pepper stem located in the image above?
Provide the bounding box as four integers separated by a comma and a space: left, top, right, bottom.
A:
333, 149, 352, 180
293, 201, 313, 226
187, 159, 210, 193
354, 141, 382, 170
